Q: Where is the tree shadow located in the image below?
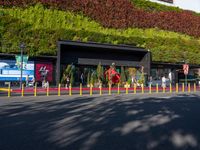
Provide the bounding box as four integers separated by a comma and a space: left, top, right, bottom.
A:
0, 94, 200, 150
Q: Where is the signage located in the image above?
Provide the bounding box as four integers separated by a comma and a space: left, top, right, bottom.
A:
35, 62, 53, 82
15, 55, 29, 70
183, 64, 189, 75
0, 59, 34, 81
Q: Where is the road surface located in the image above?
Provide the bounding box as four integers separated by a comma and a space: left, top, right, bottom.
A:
0, 93, 200, 150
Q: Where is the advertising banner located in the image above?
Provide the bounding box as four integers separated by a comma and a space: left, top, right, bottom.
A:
35, 62, 53, 82
15, 55, 29, 70
183, 64, 189, 75
0, 59, 34, 81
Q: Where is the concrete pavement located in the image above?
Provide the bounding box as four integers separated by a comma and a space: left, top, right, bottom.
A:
0, 94, 200, 150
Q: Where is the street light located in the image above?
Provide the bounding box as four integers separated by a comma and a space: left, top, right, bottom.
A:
20, 43, 25, 89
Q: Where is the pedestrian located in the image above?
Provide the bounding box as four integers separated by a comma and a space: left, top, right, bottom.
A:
42, 79, 46, 88
65, 75, 70, 89
148, 76, 153, 87
80, 73, 84, 85
31, 76, 35, 87
161, 75, 166, 88
26, 75, 29, 87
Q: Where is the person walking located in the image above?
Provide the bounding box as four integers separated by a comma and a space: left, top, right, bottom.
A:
65, 75, 70, 89
80, 73, 84, 85
31, 76, 35, 87
162, 75, 166, 88
26, 75, 29, 87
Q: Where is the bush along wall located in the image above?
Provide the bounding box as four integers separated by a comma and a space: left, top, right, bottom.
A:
1, 0, 200, 37
1, 4, 200, 64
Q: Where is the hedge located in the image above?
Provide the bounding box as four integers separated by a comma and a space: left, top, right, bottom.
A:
1, 5, 200, 64
1, 0, 200, 37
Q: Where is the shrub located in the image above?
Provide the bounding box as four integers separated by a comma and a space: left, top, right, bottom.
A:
1, 5, 200, 64
1, 0, 200, 37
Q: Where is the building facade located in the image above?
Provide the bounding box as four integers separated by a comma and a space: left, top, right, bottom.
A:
57, 40, 151, 86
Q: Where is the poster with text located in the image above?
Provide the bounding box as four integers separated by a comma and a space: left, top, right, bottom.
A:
35, 62, 53, 82
0, 59, 34, 81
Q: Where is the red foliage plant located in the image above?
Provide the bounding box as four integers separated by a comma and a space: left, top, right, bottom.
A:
1, 0, 200, 37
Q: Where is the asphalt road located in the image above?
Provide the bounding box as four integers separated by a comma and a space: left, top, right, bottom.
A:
0, 93, 200, 150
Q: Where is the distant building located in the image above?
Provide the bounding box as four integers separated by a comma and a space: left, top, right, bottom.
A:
149, 0, 200, 13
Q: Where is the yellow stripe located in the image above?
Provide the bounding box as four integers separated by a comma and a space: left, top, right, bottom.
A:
0, 88, 13, 92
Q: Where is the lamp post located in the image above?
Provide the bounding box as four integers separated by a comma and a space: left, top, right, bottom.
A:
20, 43, 25, 89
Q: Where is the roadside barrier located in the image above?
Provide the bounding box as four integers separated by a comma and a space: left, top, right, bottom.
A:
126, 83, 128, 94
21, 84, 24, 97
34, 83, 37, 97
182, 83, 185, 93
149, 84, 152, 94
109, 84, 111, 95
100, 83, 102, 95
8, 83, 11, 97
188, 83, 190, 93
142, 85, 144, 94
194, 83, 196, 92
156, 84, 158, 93
58, 83, 61, 96
176, 83, 179, 93
69, 84, 72, 96
47, 85, 49, 96
2, 82, 200, 97
80, 83, 82, 96
134, 84, 136, 94
170, 84, 172, 93
90, 84, 93, 96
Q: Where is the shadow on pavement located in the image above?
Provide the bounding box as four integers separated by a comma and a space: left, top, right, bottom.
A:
0, 94, 200, 150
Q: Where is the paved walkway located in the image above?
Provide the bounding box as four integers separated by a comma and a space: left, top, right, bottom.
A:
0, 94, 200, 150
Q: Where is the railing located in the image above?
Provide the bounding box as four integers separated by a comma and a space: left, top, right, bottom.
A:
0, 83, 199, 97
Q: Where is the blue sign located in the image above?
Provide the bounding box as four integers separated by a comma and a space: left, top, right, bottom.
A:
0, 59, 34, 81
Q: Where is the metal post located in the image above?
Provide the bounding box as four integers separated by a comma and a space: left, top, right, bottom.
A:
134, 84, 136, 94
185, 74, 187, 88
149, 84, 151, 94
118, 83, 120, 94
80, 83, 82, 96
58, 83, 61, 96
19, 43, 25, 89
126, 82, 128, 94
100, 83, 102, 95
21, 84, 24, 97
170, 83, 172, 93
20, 47, 23, 89
156, 83, 158, 93
8, 82, 11, 97
109, 83, 111, 95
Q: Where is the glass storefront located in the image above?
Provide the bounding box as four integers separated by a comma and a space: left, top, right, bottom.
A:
60, 64, 146, 87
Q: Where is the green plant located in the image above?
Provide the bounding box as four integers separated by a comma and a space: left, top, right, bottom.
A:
1, 5, 200, 64
87, 71, 91, 85
120, 66, 126, 84
61, 64, 75, 85
96, 62, 103, 83
138, 72, 145, 85
70, 71, 74, 85
90, 71, 97, 85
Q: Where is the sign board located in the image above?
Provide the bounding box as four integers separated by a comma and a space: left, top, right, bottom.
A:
15, 55, 29, 70
0, 59, 34, 81
183, 64, 189, 75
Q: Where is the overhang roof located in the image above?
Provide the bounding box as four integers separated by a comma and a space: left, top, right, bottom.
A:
58, 40, 149, 53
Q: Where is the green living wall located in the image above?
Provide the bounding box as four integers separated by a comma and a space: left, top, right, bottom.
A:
1, 4, 200, 64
